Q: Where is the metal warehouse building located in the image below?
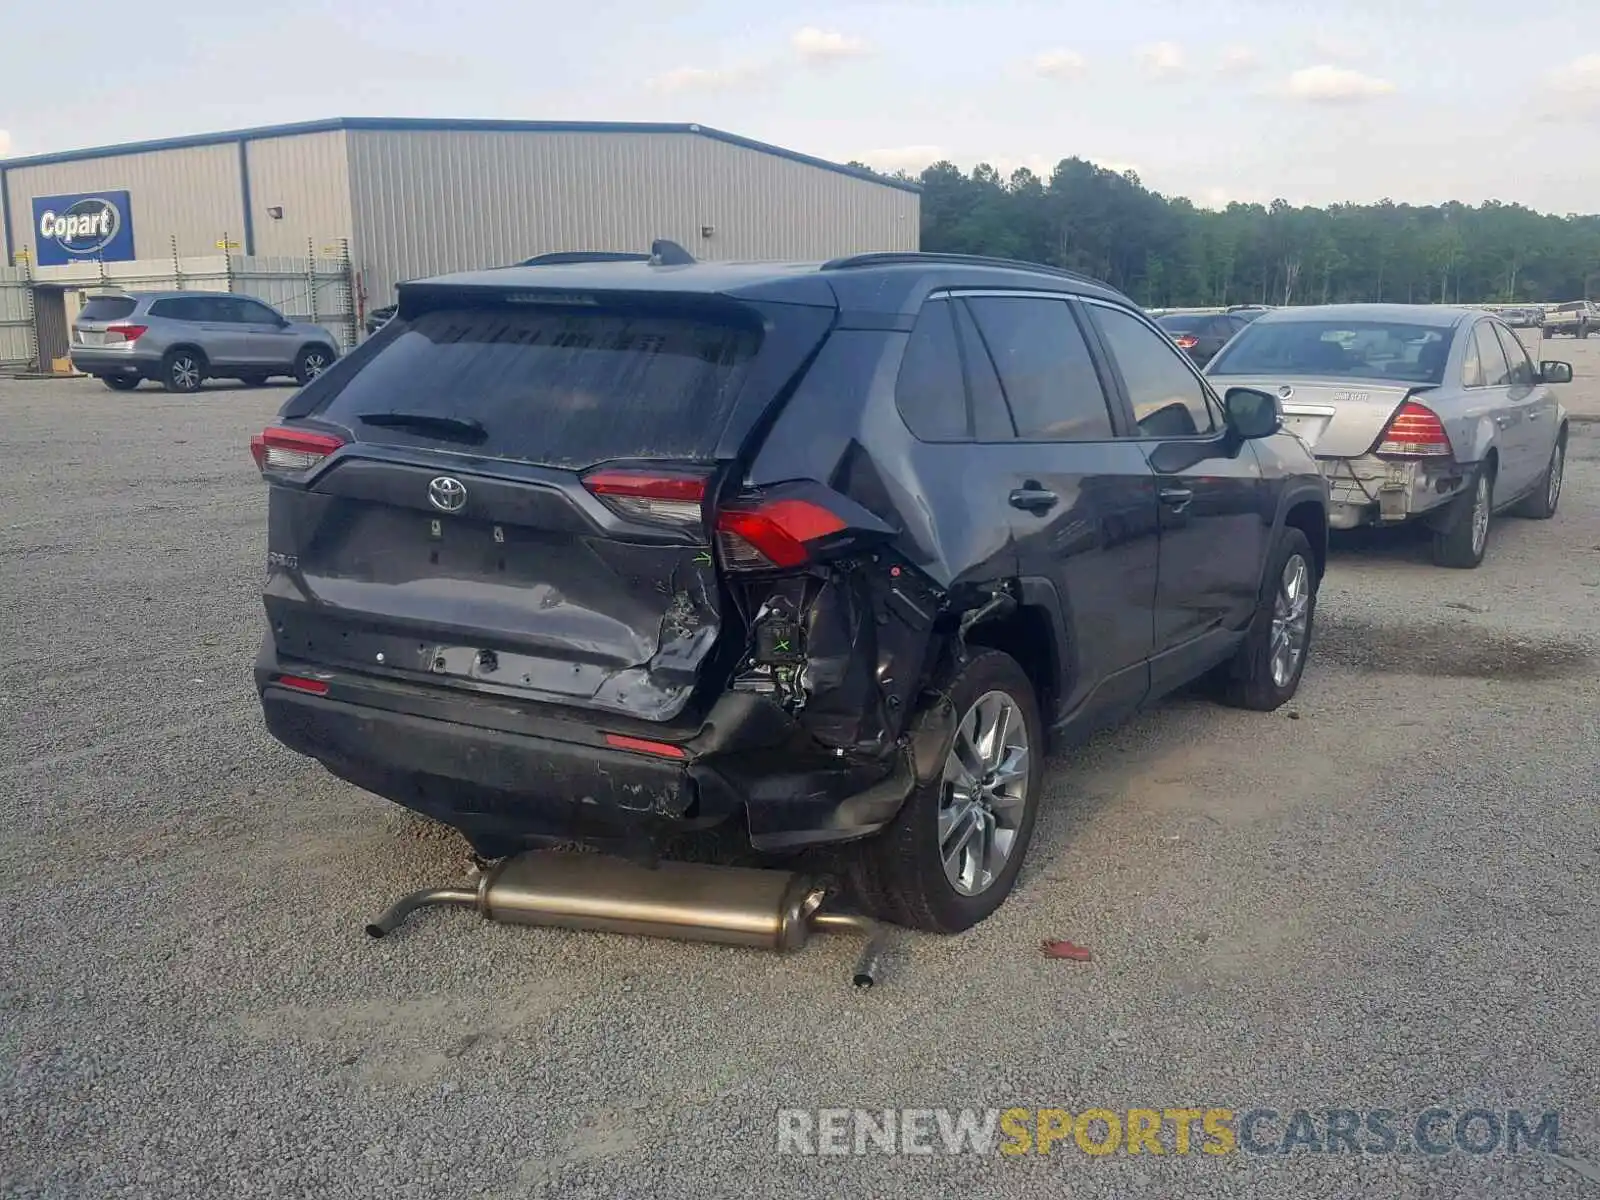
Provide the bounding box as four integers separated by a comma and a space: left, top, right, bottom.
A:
0, 117, 921, 370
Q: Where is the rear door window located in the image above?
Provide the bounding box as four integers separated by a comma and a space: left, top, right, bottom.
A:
962, 295, 1116, 441
77, 296, 135, 322
309, 305, 761, 468
895, 299, 969, 441
1473, 322, 1510, 387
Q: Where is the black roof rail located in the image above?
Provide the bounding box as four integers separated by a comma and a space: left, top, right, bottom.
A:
819, 251, 1104, 287
520, 250, 652, 266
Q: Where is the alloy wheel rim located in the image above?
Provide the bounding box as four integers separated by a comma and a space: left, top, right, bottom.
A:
1471, 475, 1490, 556
1549, 445, 1564, 509
305, 353, 328, 377
1269, 553, 1312, 688
173, 358, 199, 389
937, 690, 1031, 897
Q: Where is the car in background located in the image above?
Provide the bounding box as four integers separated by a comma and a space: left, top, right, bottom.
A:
1545, 301, 1595, 338
71, 291, 340, 393
250, 246, 1328, 936
1155, 311, 1252, 366
1206, 303, 1571, 569
364, 304, 397, 337
1226, 305, 1273, 324
1500, 307, 1543, 329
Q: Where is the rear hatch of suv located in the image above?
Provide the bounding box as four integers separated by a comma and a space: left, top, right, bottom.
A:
71, 293, 140, 348
254, 271, 840, 725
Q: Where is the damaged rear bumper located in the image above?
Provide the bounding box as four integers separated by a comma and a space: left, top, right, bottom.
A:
256, 638, 919, 853
1318, 454, 1472, 531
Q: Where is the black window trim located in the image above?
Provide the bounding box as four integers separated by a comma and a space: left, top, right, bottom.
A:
1074, 295, 1227, 442
944, 287, 1125, 444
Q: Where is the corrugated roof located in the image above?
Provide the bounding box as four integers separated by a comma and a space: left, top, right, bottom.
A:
0, 117, 920, 194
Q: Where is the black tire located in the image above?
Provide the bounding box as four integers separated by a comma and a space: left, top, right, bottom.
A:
1212, 526, 1319, 712
239, 373, 270, 388
847, 649, 1044, 934
294, 345, 335, 385
1432, 462, 1494, 568
1510, 431, 1565, 520
161, 349, 206, 393
100, 375, 139, 391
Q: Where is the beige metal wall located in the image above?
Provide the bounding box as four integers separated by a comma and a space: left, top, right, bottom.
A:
346, 129, 919, 303
245, 130, 354, 258
4, 143, 243, 261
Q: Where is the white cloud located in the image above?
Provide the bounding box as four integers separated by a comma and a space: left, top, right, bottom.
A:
1136, 42, 1186, 77
646, 63, 764, 93
1310, 33, 1368, 63
792, 27, 868, 62
1218, 44, 1259, 73
857, 145, 945, 172
1026, 48, 1087, 79
1546, 53, 1600, 94
1284, 64, 1397, 103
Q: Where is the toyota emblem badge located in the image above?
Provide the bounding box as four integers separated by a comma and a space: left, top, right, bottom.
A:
428, 476, 467, 513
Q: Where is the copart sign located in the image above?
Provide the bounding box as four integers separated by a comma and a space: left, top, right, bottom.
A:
31, 191, 135, 266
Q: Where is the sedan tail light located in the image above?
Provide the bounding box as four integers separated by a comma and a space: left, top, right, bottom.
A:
250, 426, 347, 473
1174, 335, 1199, 350
1377, 401, 1453, 457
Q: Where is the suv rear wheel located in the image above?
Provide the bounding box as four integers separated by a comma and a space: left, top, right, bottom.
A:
100, 375, 139, 392
848, 649, 1043, 934
162, 350, 205, 393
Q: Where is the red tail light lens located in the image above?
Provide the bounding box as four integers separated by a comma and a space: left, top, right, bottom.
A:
715, 499, 847, 570
603, 732, 688, 759
105, 324, 148, 343
582, 469, 708, 528
275, 674, 329, 695
251, 426, 347, 473
1174, 335, 1199, 349
1378, 401, 1452, 457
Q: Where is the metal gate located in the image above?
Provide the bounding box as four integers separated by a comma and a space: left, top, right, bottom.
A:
4, 241, 358, 372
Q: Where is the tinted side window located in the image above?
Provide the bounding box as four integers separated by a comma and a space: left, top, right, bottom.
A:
237, 299, 281, 325
952, 301, 1016, 442
1089, 305, 1218, 436
963, 296, 1115, 442
1461, 328, 1484, 388
1473, 322, 1509, 387
1493, 323, 1535, 386
206, 297, 248, 323
895, 300, 969, 442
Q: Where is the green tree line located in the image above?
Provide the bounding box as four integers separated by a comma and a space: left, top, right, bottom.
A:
853, 158, 1600, 308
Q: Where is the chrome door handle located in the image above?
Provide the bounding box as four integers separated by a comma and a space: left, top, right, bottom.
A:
1008, 487, 1059, 513
1159, 487, 1194, 512
1527, 410, 1543, 420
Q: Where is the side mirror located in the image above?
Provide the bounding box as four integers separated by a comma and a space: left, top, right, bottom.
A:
1539, 360, 1573, 384
1223, 387, 1281, 440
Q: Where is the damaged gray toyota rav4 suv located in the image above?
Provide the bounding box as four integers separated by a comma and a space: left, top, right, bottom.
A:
253, 246, 1328, 934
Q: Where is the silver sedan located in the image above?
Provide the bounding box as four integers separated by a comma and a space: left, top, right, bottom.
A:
1204, 303, 1571, 568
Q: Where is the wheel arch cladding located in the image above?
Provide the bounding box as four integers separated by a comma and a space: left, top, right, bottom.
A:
962, 603, 1059, 724
1283, 499, 1327, 583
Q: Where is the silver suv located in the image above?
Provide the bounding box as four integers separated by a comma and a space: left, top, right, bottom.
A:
70, 291, 341, 392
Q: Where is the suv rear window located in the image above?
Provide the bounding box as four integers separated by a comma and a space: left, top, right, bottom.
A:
78, 296, 135, 322
310, 306, 761, 468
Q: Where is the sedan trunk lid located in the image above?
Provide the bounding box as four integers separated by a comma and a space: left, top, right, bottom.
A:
1207, 376, 1427, 458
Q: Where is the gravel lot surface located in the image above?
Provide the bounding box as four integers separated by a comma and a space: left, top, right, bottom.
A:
2, 372, 1598, 1199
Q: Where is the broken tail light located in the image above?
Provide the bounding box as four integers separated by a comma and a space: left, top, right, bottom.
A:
1377, 401, 1452, 457
251, 426, 347, 473
582, 469, 708, 529
715, 499, 847, 570
104, 323, 148, 343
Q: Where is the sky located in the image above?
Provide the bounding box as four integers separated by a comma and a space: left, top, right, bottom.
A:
2, 0, 1598, 214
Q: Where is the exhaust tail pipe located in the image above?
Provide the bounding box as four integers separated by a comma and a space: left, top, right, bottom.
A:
365, 851, 890, 988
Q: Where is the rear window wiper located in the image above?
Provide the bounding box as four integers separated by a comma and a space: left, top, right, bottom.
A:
355, 411, 488, 442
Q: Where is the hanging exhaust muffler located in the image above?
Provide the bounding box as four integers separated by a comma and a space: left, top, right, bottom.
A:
365, 850, 891, 988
